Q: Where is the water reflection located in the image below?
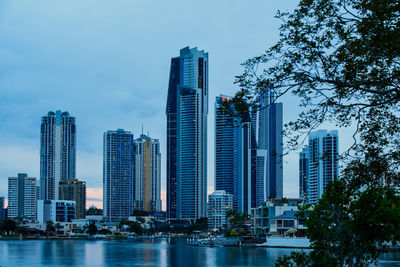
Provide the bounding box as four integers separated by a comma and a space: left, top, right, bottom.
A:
0, 239, 398, 266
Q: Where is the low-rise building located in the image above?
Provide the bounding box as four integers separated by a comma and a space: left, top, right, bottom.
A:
37, 200, 76, 224
207, 190, 233, 230
251, 198, 305, 237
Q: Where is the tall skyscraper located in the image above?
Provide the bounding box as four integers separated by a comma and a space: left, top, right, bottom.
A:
301, 130, 339, 204
215, 95, 252, 213
8, 173, 38, 220
258, 90, 283, 199
166, 46, 208, 220
40, 110, 76, 200
299, 147, 309, 202
103, 129, 134, 222
256, 149, 267, 206
59, 178, 86, 219
133, 134, 162, 212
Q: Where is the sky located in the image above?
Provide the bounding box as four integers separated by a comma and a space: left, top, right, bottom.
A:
0, 0, 354, 210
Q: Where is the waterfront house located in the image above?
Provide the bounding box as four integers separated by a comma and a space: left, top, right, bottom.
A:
250, 198, 306, 237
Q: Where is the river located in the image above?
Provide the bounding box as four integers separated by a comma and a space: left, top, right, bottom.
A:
0, 238, 399, 266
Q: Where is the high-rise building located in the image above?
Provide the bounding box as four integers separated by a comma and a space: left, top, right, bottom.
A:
303, 130, 339, 204
256, 149, 267, 206
0, 197, 6, 219
8, 173, 38, 220
59, 178, 86, 219
207, 190, 233, 230
258, 90, 283, 199
103, 129, 134, 222
215, 95, 252, 213
40, 110, 76, 200
133, 134, 162, 212
166, 46, 208, 220
299, 147, 309, 202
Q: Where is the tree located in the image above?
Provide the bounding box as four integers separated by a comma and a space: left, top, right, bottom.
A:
54, 223, 63, 234
225, 209, 248, 230
0, 219, 17, 236
98, 228, 111, 235
136, 217, 146, 224
127, 221, 143, 235
46, 221, 55, 236
220, 0, 400, 265
276, 179, 400, 267
87, 223, 98, 235
86, 206, 103, 215
222, 0, 400, 172
118, 219, 128, 231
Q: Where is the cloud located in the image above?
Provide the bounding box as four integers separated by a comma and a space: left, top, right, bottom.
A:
86, 187, 103, 209
0, 0, 305, 209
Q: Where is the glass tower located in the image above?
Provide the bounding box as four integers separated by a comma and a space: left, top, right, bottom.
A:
103, 129, 134, 222
40, 110, 76, 200
166, 47, 208, 220
258, 90, 283, 199
299, 147, 309, 202
215, 95, 252, 213
305, 130, 338, 204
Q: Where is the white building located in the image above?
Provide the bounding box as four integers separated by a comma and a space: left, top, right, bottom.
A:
37, 200, 76, 224
207, 190, 233, 230
251, 198, 305, 237
306, 130, 339, 204
8, 173, 38, 220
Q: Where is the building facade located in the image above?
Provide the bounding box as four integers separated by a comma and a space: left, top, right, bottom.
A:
215, 95, 252, 213
103, 129, 134, 222
166, 47, 208, 220
40, 110, 76, 200
37, 200, 76, 224
0, 197, 5, 219
251, 198, 305, 237
133, 134, 162, 212
8, 173, 38, 220
258, 90, 283, 199
304, 130, 339, 204
59, 178, 86, 219
299, 147, 309, 202
207, 190, 233, 230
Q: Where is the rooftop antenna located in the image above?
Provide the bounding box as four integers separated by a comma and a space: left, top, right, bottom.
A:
142, 124, 143, 135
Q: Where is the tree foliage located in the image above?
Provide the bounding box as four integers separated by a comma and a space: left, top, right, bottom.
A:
87, 223, 98, 235
0, 219, 17, 235
86, 206, 103, 216
224, 0, 400, 168
226, 209, 248, 229
46, 221, 55, 235
222, 0, 400, 265
276, 179, 400, 267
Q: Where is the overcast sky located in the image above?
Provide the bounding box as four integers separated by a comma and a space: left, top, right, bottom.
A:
1, 0, 353, 209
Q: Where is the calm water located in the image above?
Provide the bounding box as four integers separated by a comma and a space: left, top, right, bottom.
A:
0, 238, 399, 267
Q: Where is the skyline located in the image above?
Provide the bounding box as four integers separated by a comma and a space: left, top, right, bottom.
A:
0, 1, 354, 209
